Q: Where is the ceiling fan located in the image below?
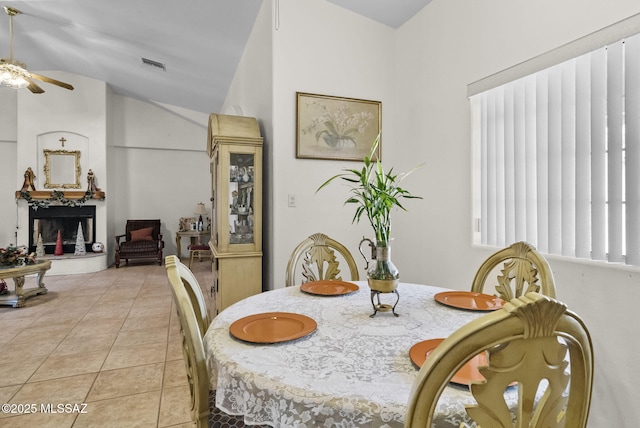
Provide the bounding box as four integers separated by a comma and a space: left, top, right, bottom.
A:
0, 6, 73, 93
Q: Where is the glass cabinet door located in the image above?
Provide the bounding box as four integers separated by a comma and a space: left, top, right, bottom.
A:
211, 139, 262, 254
228, 153, 255, 245
210, 150, 219, 248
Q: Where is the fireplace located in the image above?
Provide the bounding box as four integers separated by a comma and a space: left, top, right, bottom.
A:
29, 206, 96, 254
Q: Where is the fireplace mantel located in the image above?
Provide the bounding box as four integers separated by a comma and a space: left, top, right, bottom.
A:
15, 190, 106, 200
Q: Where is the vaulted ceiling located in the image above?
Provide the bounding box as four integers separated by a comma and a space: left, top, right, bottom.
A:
0, 1, 430, 113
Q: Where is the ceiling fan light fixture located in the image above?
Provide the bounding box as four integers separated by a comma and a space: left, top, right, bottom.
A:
0, 59, 30, 89
1, 5, 72, 93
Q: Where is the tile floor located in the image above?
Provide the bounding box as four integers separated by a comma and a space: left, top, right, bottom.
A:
0, 258, 212, 428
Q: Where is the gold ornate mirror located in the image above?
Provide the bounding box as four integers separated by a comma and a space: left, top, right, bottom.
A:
43, 149, 81, 189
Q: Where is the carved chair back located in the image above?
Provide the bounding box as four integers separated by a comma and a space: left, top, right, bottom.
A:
125, 219, 162, 241
285, 233, 359, 287
471, 241, 556, 300
405, 292, 593, 428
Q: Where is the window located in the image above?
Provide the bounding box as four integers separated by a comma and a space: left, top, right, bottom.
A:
470, 20, 640, 267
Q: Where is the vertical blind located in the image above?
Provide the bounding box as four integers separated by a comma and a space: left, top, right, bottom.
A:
471, 32, 640, 266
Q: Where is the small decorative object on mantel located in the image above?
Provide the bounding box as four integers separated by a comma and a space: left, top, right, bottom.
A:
92, 242, 105, 253
54, 230, 64, 256
317, 133, 423, 317
74, 222, 86, 255
87, 169, 101, 192
36, 233, 45, 257
20, 167, 36, 191
16, 167, 105, 209
0, 245, 35, 267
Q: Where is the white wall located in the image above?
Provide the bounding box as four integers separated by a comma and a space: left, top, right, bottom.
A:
268, 0, 396, 289
107, 95, 210, 261
221, 0, 396, 290
222, 0, 274, 289
394, 1, 640, 426
0, 90, 17, 246
0, 142, 17, 247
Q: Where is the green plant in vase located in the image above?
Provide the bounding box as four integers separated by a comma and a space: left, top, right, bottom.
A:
317, 133, 422, 297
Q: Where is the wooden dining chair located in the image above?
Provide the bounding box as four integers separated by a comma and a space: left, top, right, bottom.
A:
285, 232, 359, 287
166, 254, 211, 337
405, 292, 593, 428
471, 241, 556, 300
165, 256, 250, 427
165, 256, 211, 427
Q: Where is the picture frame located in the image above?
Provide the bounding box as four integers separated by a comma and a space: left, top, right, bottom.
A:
43, 149, 82, 189
179, 217, 197, 232
296, 92, 382, 161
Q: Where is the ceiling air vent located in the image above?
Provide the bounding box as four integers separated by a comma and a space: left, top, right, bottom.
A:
141, 57, 166, 71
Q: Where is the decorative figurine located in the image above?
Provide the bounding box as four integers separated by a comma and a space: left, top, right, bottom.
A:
87, 169, 101, 192
36, 233, 45, 257
54, 230, 64, 256
74, 222, 86, 255
21, 167, 36, 191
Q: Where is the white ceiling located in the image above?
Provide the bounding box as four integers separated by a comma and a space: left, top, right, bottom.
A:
0, 1, 430, 113
327, 0, 431, 29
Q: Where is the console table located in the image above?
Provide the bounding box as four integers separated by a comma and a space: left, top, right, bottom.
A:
175, 230, 209, 258
0, 259, 51, 308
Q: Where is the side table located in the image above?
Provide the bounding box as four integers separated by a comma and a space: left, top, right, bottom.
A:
176, 230, 210, 258
0, 259, 52, 308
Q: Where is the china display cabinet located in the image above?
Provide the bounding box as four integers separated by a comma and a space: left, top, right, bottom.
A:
207, 114, 263, 315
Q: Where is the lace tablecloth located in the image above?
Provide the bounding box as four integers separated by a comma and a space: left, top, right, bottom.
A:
203, 282, 490, 427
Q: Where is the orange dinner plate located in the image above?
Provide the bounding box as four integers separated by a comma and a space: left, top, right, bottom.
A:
229, 312, 317, 344
410, 338, 488, 386
300, 280, 359, 296
434, 291, 505, 311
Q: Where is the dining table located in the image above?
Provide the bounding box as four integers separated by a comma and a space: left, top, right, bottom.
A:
202, 280, 502, 427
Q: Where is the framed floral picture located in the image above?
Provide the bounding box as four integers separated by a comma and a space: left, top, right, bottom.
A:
296, 92, 382, 161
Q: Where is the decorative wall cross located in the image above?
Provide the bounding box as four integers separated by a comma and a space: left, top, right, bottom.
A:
59, 137, 66, 147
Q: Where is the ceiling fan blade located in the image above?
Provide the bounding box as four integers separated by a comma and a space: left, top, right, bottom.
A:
30, 72, 74, 91
25, 77, 44, 94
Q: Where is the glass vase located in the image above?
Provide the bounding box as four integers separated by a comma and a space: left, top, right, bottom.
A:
366, 241, 399, 293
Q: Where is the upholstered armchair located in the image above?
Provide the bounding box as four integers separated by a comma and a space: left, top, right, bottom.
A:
115, 220, 164, 268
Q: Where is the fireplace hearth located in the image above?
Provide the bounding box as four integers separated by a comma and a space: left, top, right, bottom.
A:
29, 206, 96, 254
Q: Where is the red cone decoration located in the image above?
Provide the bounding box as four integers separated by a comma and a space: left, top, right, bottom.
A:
54, 229, 64, 256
